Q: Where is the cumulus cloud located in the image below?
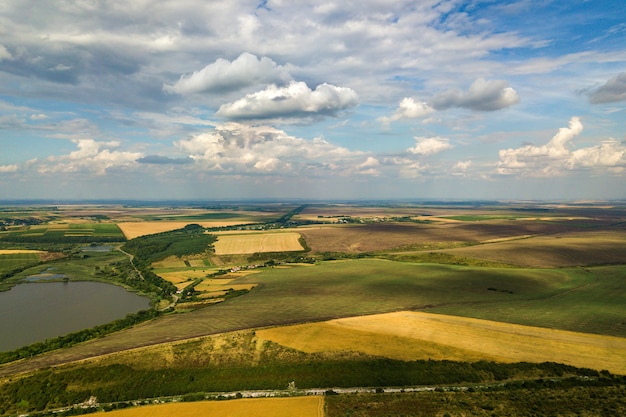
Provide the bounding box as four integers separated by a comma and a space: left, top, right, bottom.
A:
0, 164, 18, 173
40, 139, 143, 175
216, 81, 358, 120
379, 97, 434, 124
407, 136, 453, 155
431, 78, 520, 111
163, 52, 291, 95
381, 78, 519, 125
588, 72, 626, 104
355, 156, 381, 175
176, 123, 367, 176
497, 117, 626, 176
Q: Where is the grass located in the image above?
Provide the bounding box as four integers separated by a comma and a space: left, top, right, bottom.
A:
4, 259, 621, 376
8, 250, 128, 286
429, 264, 626, 336
0, 252, 40, 274
443, 230, 626, 267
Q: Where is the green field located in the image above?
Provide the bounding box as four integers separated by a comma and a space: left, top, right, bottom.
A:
3, 258, 624, 376
0, 223, 125, 242
1, 203, 625, 416
429, 264, 626, 336
0, 253, 40, 274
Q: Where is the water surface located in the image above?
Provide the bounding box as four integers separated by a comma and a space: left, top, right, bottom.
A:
0, 281, 150, 352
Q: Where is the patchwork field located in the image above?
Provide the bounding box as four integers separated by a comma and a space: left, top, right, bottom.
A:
8, 259, 625, 377
298, 220, 582, 254
117, 221, 246, 239
91, 397, 323, 417
257, 311, 626, 374
0, 252, 41, 278
442, 230, 626, 267
213, 231, 303, 254
0, 223, 125, 241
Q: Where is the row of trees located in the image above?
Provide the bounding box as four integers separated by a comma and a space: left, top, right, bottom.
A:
1, 356, 620, 415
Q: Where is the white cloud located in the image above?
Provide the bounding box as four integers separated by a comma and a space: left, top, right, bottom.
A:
176, 123, 367, 176
568, 140, 626, 171
163, 52, 291, 95
0, 44, 13, 61
497, 117, 626, 176
0, 164, 19, 173
381, 79, 518, 125
588, 72, 626, 104
355, 156, 381, 175
452, 160, 472, 176
379, 97, 434, 124
407, 136, 453, 155
40, 139, 143, 175
216, 81, 358, 120
431, 78, 520, 111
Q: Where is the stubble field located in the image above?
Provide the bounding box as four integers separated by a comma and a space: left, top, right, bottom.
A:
117, 221, 246, 239
90, 396, 323, 417
257, 311, 626, 374
213, 231, 304, 254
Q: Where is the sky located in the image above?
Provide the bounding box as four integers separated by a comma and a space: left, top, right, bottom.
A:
0, 0, 625, 201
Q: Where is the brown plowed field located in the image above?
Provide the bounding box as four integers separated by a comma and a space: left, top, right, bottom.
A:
443, 230, 626, 267
298, 220, 582, 253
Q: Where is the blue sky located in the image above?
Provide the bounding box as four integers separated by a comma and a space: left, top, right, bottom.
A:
0, 0, 625, 201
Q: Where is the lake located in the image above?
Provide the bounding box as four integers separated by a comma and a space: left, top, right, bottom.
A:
0, 281, 150, 352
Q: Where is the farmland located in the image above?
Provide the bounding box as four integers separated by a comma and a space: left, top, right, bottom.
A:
213, 231, 304, 254
90, 397, 324, 417
257, 311, 626, 374
0, 201, 625, 416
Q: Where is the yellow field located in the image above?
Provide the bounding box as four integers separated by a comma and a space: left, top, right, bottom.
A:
0, 249, 43, 254
213, 232, 303, 255
194, 281, 256, 292
117, 221, 245, 239
158, 270, 211, 284
257, 311, 626, 375
91, 396, 323, 417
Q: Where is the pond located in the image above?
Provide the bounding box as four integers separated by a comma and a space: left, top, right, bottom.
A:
0, 281, 150, 352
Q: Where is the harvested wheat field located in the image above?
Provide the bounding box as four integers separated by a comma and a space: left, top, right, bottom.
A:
213, 232, 303, 254
117, 221, 245, 239
0, 249, 43, 254
257, 311, 626, 375
158, 270, 211, 285
91, 396, 323, 417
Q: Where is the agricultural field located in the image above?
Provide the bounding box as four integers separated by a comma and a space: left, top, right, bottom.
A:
118, 221, 244, 239
213, 231, 304, 254
4, 257, 626, 378
90, 397, 323, 417
257, 311, 626, 374
0, 222, 125, 242
0, 201, 625, 416
0, 251, 40, 270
